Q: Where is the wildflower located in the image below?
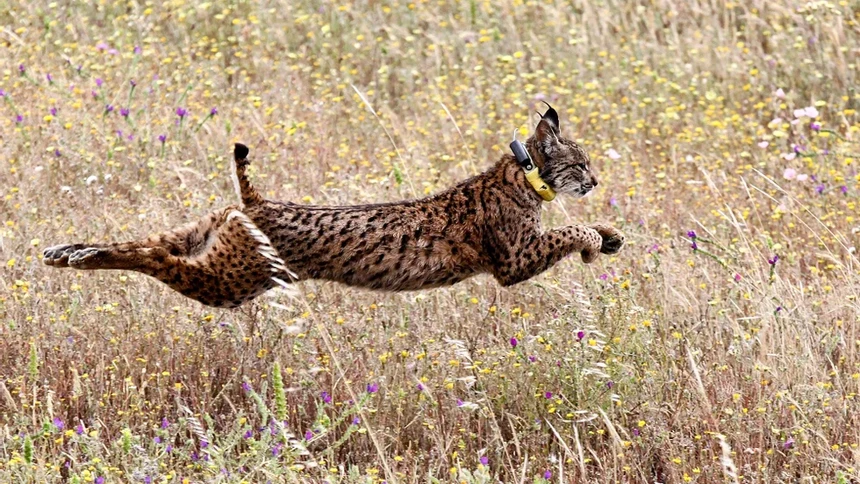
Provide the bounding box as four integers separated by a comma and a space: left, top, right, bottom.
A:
768, 255, 779, 265
793, 106, 819, 119
242, 381, 251, 392
734, 274, 741, 282
75, 423, 84, 435
576, 331, 585, 341
95, 78, 103, 87
176, 107, 187, 118
15, 114, 23, 123
774, 88, 785, 99
457, 399, 465, 407
272, 443, 283, 456
0, 89, 6, 97
53, 417, 64, 430
165, 445, 173, 453
783, 168, 797, 180
50, 107, 57, 116
366, 382, 379, 393
544, 391, 553, 399
154, 436, 162, 444
134, 45, 142, 54
510, 337, 518, 348
54, 149, 61, 157
528, 355, 536, 362
352, 417, 360, 425
46, 73, 53, 83
18, 64, 25, 74
158, 134, 167, 143
606, 381, 614, 389
609, 196, 617, 207
105, 104, 114, 114
632, 428, 640, 437
130, 79, 137, 88
687, 230, 697, 239
810, 121, 821, 131
120, 107, 130, 117
793, 144, 805, 154
757, 141, 769, 148
95, 477, 104, 484
841, 186, 848, 195
480, 456, 489, 466
320, 391, 332, 404
606, 148, 621, 160
210, 107, 218, 116
815, 184, 825, 195
304, 430, 313, 441
598, 273, 608, 280
783, 436, 794, 449
543, 470, 552, 479
691, 240, 698, 251
243, 429, 253, 439
416, 383, 424, 391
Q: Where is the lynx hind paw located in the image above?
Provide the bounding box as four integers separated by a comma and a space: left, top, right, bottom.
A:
67, 247, 106, 267
43, 244, 86, 267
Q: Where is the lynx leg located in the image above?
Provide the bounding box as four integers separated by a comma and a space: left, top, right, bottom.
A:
43, 208, 290, 308
590, 223, 625, 255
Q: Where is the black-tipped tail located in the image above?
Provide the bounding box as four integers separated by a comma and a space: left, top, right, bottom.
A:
233, 143, 264, 206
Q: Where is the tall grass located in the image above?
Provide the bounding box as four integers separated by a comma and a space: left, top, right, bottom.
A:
1, 0, 858, 482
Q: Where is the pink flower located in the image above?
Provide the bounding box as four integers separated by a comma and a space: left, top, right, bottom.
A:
793, 106, 819, 119
757, 141, 769, 148
783, 168, 797, 180
782, 152, 796, 161
774, 88, 785, 99
606, 148, 621, 160
796, 174, 808, 182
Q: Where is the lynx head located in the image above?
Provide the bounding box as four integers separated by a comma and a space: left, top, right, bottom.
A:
529, 104, 598, 197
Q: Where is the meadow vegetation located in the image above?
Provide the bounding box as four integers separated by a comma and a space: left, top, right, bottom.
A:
1, 0, 859, 482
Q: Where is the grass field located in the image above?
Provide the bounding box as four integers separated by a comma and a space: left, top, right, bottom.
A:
1, 0, 859, 482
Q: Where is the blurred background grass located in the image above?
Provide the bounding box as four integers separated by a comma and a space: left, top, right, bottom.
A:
1, 0, 859, 482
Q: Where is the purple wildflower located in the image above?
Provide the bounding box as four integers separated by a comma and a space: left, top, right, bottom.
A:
134, 45, 142, 54
165, 444, 173, 453
609, 196, 617, 207
243, 429, 253, 439
161, 416, 170, 428
75, 423, 84, 435
53, 417, 64, 430
815, 184, 825, 195
810, 122, 821, 131
366, 382, 379, 393
105, 104, 114, 113
176, 107, 187, 118
480, 456, 489, 466
120, 107, 130, 117
242, 381, 251, 392
47, 73, 53, 83
543, 470, 552, 480
352, 416, 360, 425
632, 428, 640, 437
95, 78, 103, 87
50, 107, 57, 116
734, 273, 742, 282
841, 185, 848, 195
95, 477, 104, 484
54, 149, 61, 157
154, 436, 162, 444
457, 399, 465, 407
158, 134, 167, 143
304, 430, 313, 441
18, 64, 25, 74
510, 337, 518, 348
606, 380, 614, 389
210, 107, 218, 116
272, 443, 283, 456
130, 79, 137, 87
15, 114, 23, 123
783, 436, 794, 449
416, 383, 424, 391
768, 255, 779, 265
691, 240, 698, 251
544, 391, 553, 399
576, 331, 585, 341
528, 355, 536, 362
687, 230, 697, 239
598, 273, 608, 280
320, 391, 332, 404
0, 89, 6, 97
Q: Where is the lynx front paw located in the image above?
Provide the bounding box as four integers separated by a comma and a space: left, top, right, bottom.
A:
591, 224, 625, 255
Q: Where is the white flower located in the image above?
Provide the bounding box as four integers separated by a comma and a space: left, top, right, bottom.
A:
85, 175, 98, 186
757, 141, 769, 148
782, 152, 796, 161
783, 168, 797, 180
796, 174, 808, 182
774, 88, 785, 99
606, 148, 621, 160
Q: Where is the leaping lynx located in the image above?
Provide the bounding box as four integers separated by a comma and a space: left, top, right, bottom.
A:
43, 105, 625, 308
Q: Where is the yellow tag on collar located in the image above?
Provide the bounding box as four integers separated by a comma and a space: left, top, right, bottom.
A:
524, 168, 556, 201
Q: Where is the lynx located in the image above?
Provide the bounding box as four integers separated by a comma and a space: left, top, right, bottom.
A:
43, 106, 625, 308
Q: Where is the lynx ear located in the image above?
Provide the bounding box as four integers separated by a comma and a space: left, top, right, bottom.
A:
541, 102, 560, 131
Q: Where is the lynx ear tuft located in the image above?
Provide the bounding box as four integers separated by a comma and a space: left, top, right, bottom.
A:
540, 101, 560, 131
234, 143, 250, 160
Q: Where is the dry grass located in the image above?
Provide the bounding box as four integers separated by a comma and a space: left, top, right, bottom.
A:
1, 0, 859, 482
